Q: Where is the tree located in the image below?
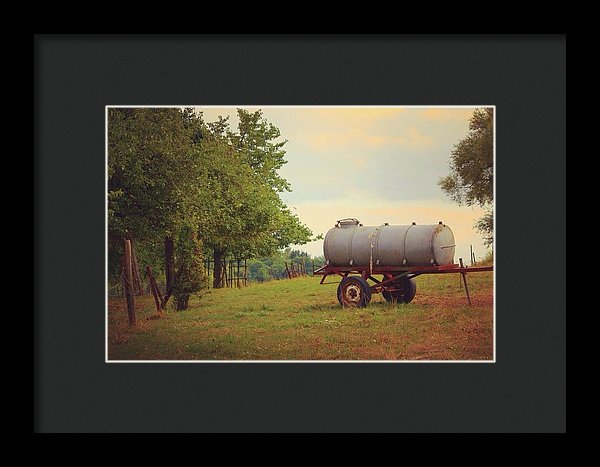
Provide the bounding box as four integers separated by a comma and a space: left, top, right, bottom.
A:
439, 108, 494, 246
189, 109, 314, 287
249, 261, 271, 282
474, 212, 493, 247
108, 107, 316, 298
229, 109, 290, 193
108, 108, 201, 241
246, 250, 324, 282
108, 108, 208, 304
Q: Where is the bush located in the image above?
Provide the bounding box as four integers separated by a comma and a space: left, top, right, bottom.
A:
173, 227, 208, 310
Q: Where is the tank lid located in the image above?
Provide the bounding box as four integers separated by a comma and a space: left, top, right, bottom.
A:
336, 218, 360, 228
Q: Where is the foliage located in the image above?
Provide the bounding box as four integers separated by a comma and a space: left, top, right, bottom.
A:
439, 108, 493, 207
107, 108, 202, 241
107, 238, 165, 287
188, 109, 314, 266
248, 261, 271, 283
108, 107, 315, 293
172, 227, 208, 310
246, 250, 325, 282
439, 108, 494, 243
474, 210, 494, 247
229, 109, 291, 192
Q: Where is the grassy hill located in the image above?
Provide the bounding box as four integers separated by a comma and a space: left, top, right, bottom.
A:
108, 272, 493, 361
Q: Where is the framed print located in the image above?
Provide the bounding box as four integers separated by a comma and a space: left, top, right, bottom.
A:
35, 34, 565, 433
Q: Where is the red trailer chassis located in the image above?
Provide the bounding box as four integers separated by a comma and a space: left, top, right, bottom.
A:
313, 262, 493, 307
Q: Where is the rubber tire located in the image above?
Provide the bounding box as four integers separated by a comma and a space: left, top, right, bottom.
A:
337, 276, 372, 308
382, 278, 417, 304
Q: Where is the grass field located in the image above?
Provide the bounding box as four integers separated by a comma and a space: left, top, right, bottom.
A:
107, 272, 493, 361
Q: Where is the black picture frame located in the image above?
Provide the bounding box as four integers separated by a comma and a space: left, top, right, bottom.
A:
34, 34, 566, 433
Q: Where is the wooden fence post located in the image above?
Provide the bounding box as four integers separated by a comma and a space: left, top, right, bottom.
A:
146, 265, 162, 314
123, 239, 136, 326
284, 261, 291, 279
459, 258, 472, 306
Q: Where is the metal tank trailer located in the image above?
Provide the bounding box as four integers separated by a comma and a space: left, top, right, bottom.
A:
314, 218, 493, 307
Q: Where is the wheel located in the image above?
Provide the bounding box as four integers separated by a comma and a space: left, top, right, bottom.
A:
337, 276, 372, 308
382, 278, 417, 304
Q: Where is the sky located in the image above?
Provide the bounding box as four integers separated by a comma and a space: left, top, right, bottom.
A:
198, 106, 493, 263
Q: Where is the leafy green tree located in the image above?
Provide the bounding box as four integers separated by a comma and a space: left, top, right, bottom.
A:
248, 261, 271, 282
189, 109, 314, 287
108, 108, 200, 241
108, 107, 316, 297
108, 108, 208, 300
289, 249, 308, 259
474, 212, 493, 248
245, 250, 324, 282
230, 109, 290, 192
439, 108, 494, 246
312, 255, 325, 270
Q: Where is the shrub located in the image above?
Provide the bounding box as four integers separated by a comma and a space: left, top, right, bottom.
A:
173, 227, 208, 310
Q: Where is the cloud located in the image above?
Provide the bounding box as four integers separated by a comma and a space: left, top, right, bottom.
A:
307, 108, 406, 124
305, 126, 434, 153
368, 127, 434, 149
420, 108, 476, 121
194, 106, 492, 262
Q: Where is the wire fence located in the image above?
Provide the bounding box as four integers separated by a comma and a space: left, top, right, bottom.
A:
108, 269, 164, 298
108, 255, 320, 298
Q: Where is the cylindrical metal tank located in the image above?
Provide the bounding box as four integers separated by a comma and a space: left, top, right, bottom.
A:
323, 218, 455, 267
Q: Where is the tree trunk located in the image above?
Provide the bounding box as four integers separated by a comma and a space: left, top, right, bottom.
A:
176, 295, 190, 311
213, 249, 225, 288
130, 238, 143, 295
165, 236, 174, 293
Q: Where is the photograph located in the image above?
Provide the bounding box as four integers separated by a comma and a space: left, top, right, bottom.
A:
106, 105, 495, 362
